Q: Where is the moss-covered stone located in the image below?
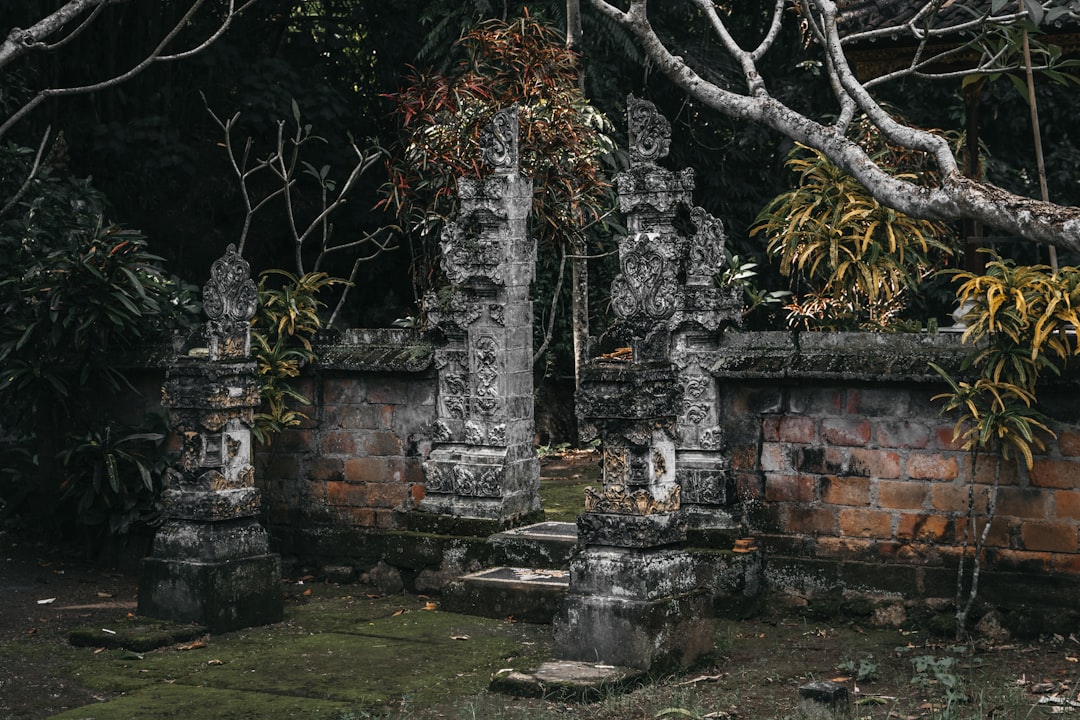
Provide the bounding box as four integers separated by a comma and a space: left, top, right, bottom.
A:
69, 619, 207, 652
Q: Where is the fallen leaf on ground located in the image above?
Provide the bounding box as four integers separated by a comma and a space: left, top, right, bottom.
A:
176, 640, 207, 651
36, 598, 56, 605
207, 659, 223, 666
422, 601, 437, 611
96, 592, 113, 598
451, 635, 470, 641
392, 608, 406, 617
303, 588, 313, 596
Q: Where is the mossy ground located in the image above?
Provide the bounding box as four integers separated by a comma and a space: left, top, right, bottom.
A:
48, 585, 552, 719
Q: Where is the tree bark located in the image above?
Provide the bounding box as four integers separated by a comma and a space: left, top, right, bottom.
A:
0, 0, 110, 70
567, 0, 589, 387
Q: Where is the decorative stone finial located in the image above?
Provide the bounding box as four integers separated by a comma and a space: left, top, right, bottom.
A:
204, 244, 258, 324
480, 106, 519, 172
627, 95, 670, 166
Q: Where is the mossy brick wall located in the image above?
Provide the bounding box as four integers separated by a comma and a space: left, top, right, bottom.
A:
255, 330, 436, 553
713, 331, 1080, 591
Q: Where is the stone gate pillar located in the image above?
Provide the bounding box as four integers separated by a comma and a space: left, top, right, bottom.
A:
554, 97, 716, 671
419, 107, 541, 523
138, 244, 283, 632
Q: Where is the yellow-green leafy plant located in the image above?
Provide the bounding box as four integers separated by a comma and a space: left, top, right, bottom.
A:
753, 120, 955, 331
251, 269, 345, 444
931, 252, 1080, 636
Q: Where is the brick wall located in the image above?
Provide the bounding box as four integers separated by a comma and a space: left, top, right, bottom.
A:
714, 331, 1080, 595
254, 329, 436, 556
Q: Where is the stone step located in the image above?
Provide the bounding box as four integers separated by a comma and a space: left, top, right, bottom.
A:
488, 521, 578, 570
441, 566, 570, 624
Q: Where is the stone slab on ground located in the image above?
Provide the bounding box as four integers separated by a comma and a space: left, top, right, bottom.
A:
490, 659, 646, 701
490, 521, 579, 569
441, 565, 570, 623
69, 619, 207, 652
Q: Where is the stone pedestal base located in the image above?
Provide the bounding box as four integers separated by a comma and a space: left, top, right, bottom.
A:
421, 445, 540, 521
553, 544, 714, 671
138, 553, 282, 633
554, 588, 714, 671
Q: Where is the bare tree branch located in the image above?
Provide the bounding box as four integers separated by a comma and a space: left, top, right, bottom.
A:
0, 126, 52, 218
0, 0, 258, 140
588, 0, 1080, 253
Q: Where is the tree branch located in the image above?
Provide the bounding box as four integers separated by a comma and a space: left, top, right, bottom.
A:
588, 0, 1080, 253
0, 0, 257, 140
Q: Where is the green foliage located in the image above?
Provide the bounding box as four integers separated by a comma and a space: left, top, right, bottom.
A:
753, 120, 956, 331
838, 654, 879, 683
932, 253, 1080, 468
0, 143, 197, 536
251, 269, 345, 444
911, 655, 967, 712
381, 15, 616, 308
59, 419, 170, 537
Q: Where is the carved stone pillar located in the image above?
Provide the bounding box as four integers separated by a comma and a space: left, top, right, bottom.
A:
555, 98, 713, 671
138, 244, 282, 633
420, 107, 541, 523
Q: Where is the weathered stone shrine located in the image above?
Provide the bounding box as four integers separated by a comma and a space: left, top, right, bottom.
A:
553, 96, 740, 671
419, 106, 542, 523
138, 244, 282, 633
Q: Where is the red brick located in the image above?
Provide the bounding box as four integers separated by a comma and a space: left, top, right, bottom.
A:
760, 443, 791, 473
1054, 491, 1080, 520
822, 419, 871, 447
736, 472, 763, 501
897, 513, 953, 542
1051, 553, 1080, 574
985, 548, 1052, 573
1030, 459, 1080, 490
844, 388, 909, 416
878, 481, 927, 510
821, 476, 871, 506
260, 455, 299, 481
308, 457, 344, 483
1020, 521, 1078, 553
343, 507, 376, 527
363, 430, 403, 456
934, 426, 966, 451
996, 487, 1049, 519
344, 456, 390, 483
368, 378, 410, 404
815, 536, 871, 558
838, 508, 893, 538
731, 445, 758, 472
788, 387, 842, 415
971, 455, 1019, 485
849, 448, 901, 479
323, 375, 367, 405
275, 429, 314, 453
778, 416, 815, 443
930, 483, 990, 514
762, 417, 781, 442
319, 431, 357, 456
380, 404, 394, 429
796, 446, 847, 475
325, 480, 369, 507
974, 517, 1013, 548
1060, 430, 1080, 458
906, 453, 959, 481
367, 482, 409, 509
785, 505, 837, 535
876, 420, 931, 450
410, 483, 426, 504
765, 474, 816, 503
374, 508, 401, 529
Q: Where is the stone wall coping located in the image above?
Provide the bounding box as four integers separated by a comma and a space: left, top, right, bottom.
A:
710, 330, 1080, 385
315, 328, 434, 373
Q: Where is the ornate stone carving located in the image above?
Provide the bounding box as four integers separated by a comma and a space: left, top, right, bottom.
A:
438, 219, 502, 286
426, 464, 453, 493
454, 466, 501, 497
473, 335, 500, 416
464, 420, 484, 445
481, 106, 519, 171
687, 206, 727, 279
699, 427, 724, 452
203, 244, 258, 325
610, 234, 679, 322
584, 483, 680, 515
627, 95, 670, 166
679, 471, 727, 505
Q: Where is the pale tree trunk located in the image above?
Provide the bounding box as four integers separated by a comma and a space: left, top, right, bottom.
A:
567, 0, 589, 388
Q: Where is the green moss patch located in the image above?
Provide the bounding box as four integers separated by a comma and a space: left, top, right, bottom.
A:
69, 619, 207, 652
